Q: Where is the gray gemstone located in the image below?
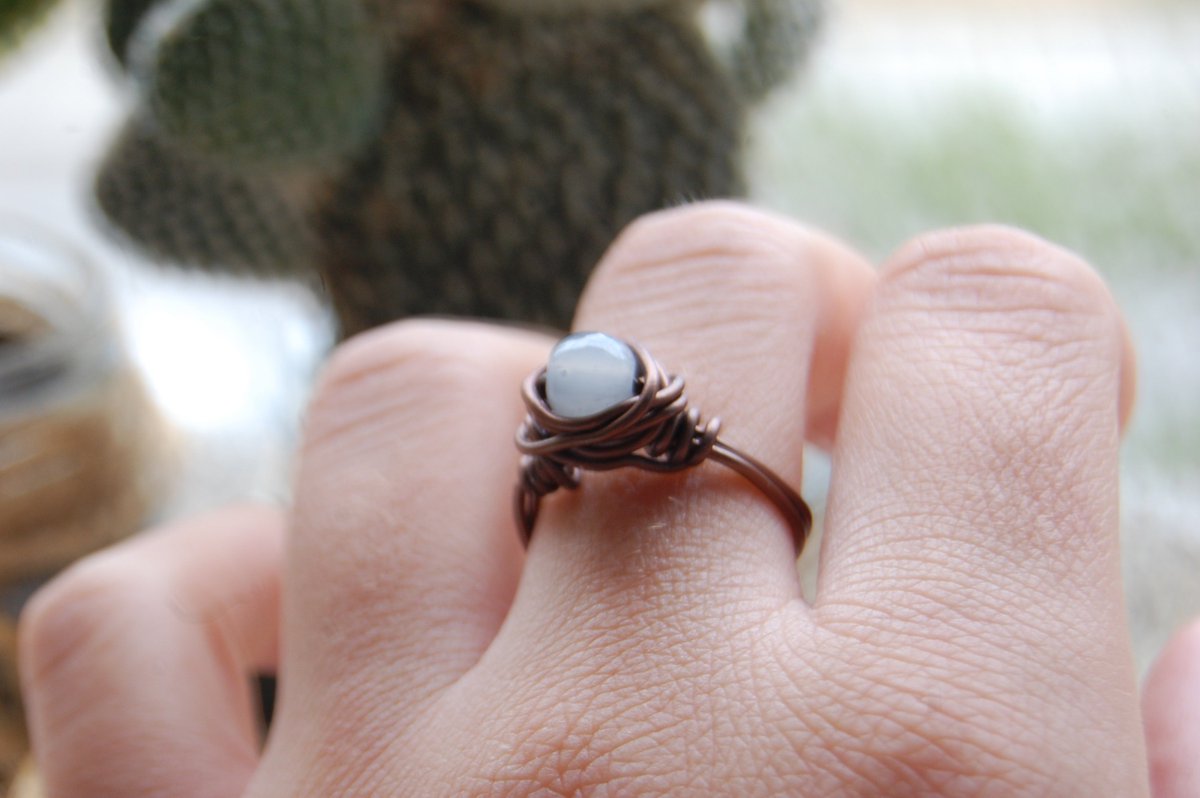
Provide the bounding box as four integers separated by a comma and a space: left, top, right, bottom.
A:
545, 332, 638, 418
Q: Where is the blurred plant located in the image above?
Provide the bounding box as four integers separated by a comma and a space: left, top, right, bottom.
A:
0, 0, 60, 58
95, 0, 823, 337
128, 0, 385, 166
103, 0, 155, 66
95, 117, 317, 277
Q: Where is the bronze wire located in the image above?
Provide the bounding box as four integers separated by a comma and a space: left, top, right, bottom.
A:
514, 340, 813, 553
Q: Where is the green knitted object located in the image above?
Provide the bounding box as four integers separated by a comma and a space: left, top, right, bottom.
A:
94, 118, 317, 277
132, 0, 385, 167
317, 5, 743, 335
731, 0, 823, 101
103, 0, 161, 67
94, 0, 822, 337
0, 0, 59, 58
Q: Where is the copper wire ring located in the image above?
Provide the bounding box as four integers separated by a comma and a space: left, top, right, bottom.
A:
514, 338, 813, 553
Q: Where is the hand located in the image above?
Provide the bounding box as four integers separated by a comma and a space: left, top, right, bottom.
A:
20, 202, 1185, 796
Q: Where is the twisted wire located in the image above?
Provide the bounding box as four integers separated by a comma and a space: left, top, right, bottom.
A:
515, 344, 719, 544
514, 340, 813, 552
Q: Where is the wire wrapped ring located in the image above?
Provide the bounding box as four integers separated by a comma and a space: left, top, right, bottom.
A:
514, 333, 812, 553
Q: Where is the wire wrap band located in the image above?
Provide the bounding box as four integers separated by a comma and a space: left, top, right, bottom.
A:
515, 340, 812, 552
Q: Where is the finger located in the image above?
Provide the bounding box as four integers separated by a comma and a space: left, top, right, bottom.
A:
1144, 619, 1200, 798
510, 201, 874, 625
820, 226, 1136, 602
265, 321, 548, 755
19, 505, 283, 798
816, 227, 1145, 787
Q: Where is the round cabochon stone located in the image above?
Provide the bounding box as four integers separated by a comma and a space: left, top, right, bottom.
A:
545, 332, 638, 418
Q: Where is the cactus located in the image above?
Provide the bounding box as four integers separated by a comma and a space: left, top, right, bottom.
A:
94, 0, 822, 337
94, 118, 317, 278
731, 0, 824, 101
316, 6, 743, 335
103, 0, 162, 67
131, 0, 385, 167
0, 0, 60, 58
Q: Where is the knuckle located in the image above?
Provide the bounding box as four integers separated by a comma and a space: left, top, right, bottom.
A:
316, 319, 469, 404
583, 202, 832, 359
596, 201, 813, 298
884, 225, 1121, 339
306, 319, 514, 451
612, 199, 750, 250
19, 550, 159, 689
877, 225, 1126, 441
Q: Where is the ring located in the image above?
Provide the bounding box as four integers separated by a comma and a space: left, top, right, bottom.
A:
514, 332, 813, 552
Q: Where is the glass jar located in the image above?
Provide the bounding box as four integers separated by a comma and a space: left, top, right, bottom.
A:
0, 221, 168, 586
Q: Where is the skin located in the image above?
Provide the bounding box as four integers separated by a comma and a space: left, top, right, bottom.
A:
1143, 619, 1200, 797
16, 202, 1194, 797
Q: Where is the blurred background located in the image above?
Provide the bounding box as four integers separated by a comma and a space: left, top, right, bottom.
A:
0, 0, 1197, 791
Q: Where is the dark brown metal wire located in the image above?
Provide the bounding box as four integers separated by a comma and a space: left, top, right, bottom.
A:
515, 340, 813, 553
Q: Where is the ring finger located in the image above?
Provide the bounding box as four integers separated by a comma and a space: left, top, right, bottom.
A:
499, 201, 875, 639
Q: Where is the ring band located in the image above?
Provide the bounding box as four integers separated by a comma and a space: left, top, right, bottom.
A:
514, 332, 813, 552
